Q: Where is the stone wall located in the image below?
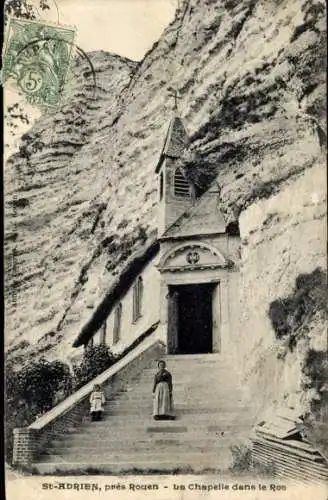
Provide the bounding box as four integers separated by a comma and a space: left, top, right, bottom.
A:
101, 258, 161, 355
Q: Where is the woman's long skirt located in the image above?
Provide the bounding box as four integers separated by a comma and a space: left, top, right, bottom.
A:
153, 381, 174, 419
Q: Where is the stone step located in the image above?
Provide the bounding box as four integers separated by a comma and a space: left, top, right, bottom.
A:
120, 380, 243, 386
52, 432, 249, 447
46, 442, 236, 456
116, 393, 244, 400
104, 399, 248, 408
104, 399, 250, 407
92, 416, 253, 426
138, 366, 238, 370
140, 362, 231, 367
109, 401, 246, 409
119, 388, 244, 395
39, 450, 231, 463
126, 376, 243, 383
141, 361, 232, 366
141, 356, 228, 360
74, 424, 250, 442
58, 424, 252, 439
160, 359, 229, 365
119, 382, 243, 387
140, 367, 232, 373
105, 406, 246, 414
137, 372, 237, 379
108, 393, 247, 400
32, 457, 229, 474
89, 424, 253, 432
49, 435, 249, 452
46, 439, 233, 449
80, 411, 254, 421
105, 405, 248, 413
110, 393, 246, 401
76, 420, 253, 430
79, 413, 252, 423
134, 382, 240, 388
123, 375, 241, 382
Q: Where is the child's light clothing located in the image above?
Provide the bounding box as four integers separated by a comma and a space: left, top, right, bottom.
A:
89, 390, 105, 413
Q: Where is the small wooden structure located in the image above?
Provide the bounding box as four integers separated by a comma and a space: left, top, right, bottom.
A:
251, 411, 328, 483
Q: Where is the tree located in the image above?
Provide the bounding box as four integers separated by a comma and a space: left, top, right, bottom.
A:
4, 0, 50, 20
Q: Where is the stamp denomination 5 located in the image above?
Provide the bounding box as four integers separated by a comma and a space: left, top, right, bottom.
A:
2, 17, 76, 108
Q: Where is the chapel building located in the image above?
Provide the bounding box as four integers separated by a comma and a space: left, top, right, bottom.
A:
72, 114, 241, 358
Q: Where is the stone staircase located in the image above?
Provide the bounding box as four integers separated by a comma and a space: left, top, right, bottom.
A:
33, 354, 256, 473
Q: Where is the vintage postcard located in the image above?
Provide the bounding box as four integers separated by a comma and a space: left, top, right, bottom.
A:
3, 0, 327, 498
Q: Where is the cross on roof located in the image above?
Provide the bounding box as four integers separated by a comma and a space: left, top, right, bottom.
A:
168, 88, 181, 112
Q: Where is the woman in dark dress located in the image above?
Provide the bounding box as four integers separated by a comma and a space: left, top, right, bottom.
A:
152, 360, 175, 420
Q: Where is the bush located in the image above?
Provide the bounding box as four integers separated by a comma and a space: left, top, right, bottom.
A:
73, 344, 116, 389
5, 357, 73, 463
302, 349, 328, 415
302, 349, 328, 394
268, 268, 327, 349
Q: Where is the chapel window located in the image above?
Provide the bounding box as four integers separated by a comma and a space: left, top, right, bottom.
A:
159, 172, 164, 200
85, 336, 94, 350
113, 303, 122, 345
99, 321, 107, 345
174, 167, 190, 197
132, 276, 143, 322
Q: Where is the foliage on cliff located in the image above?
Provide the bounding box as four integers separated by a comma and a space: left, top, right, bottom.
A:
268, 268, 327, 349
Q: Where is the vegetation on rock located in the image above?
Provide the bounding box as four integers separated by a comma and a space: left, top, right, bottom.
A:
268, 268, 327, 350
302, 349, 328, 456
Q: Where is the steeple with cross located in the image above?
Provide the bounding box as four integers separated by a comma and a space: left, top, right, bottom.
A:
154, 89, 194, 236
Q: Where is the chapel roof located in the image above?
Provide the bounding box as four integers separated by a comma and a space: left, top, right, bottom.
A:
72, 240, 159, 348
160, 182, 227, 240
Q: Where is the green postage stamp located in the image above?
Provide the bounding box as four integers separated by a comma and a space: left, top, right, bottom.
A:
2, 17, 76, 107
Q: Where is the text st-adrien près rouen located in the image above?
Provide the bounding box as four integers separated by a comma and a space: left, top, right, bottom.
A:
41, 481, 287, 493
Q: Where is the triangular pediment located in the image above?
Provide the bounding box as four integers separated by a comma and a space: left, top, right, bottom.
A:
160, 184, 226, 240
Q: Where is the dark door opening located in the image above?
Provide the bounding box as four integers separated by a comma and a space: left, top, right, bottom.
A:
169, 283, 214, 354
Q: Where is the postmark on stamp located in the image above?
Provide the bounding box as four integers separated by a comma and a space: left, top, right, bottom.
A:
2, 17, 76, 108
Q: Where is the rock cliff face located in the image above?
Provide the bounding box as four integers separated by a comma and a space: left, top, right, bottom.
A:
5, 0, 326, 420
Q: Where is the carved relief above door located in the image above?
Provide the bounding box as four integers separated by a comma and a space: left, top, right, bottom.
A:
159, 242, 228, 272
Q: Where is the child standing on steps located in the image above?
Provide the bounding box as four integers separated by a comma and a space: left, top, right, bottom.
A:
89, 384, 106, 421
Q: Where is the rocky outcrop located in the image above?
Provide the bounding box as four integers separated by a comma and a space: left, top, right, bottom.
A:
5, 0, 326, 425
